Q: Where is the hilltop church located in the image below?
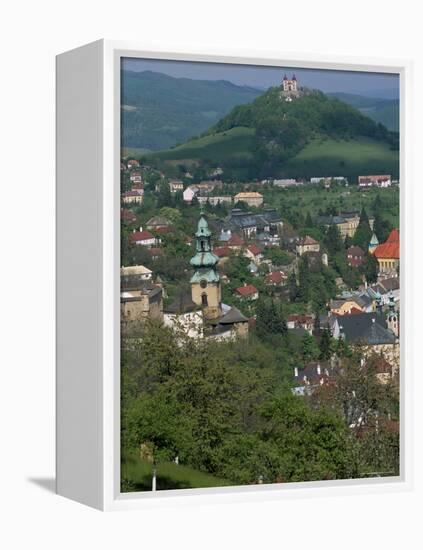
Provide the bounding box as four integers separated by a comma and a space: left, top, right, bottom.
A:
164, 212, 249, 340
280, 73, 301, 101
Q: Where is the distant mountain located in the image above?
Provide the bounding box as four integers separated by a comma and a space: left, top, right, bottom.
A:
328, 92, 399, 131
149, 87, 399, 182
121, 71, 262, 151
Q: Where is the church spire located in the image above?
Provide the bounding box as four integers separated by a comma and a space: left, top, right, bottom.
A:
190, 212, 221, 319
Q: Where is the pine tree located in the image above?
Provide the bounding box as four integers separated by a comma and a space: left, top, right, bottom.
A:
305, 211, 313, 228
353, 207, 372, 250
319, 327, 333, 360
298, 256, 311, 303
325, 224, 344, 256
287, 272, 298, 302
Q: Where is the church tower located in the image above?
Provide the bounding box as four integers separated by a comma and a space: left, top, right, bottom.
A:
387, 291, 399, 338
368, 233, 379, 255
190, 211, 222, 320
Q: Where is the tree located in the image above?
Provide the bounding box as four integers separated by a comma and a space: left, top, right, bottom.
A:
373, 213, 393, 243
319, 327, 333, 360
361, 252, 379, 284
353, 207, 372, 250
301, 332, 319, 362
256, 299, 287, 340
287, 272, 298, 302
325, 224, 344, 256
298, 256, 311, 303
305, 211, 313, 228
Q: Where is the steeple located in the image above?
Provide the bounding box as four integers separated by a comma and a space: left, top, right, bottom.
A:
190, 211, 219, 272
387, 291, 399, 337
368, 233, 379, 254
190, 212, 222, 319
375, 291, 383, 315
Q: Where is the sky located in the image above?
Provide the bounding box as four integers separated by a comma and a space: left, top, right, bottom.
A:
122, 58, 399, 99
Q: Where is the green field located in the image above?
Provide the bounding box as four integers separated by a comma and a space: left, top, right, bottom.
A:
283, 137, 399, 180
122, 147, 153, 157
146, 130, 398, 182
122, 453, 233, 492
148, 126, 257, 162
262, 184, 399, 227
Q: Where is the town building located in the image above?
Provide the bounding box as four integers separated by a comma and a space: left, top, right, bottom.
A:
287, 314, 314, 333
234, 192, 264, 208
206, 196, 233, 206
121, 209, 137, 224
358, 175, 392, 188
120, 278, 163, 331
183, 185, 198, 204
244, 244, 263, 264
235, 284, 259, 301
330, 311, 398, 365
347, 245, 365, 267
146, 216, 172, 231
122, 189, 144, 204
168, 179, 184, 193
129, 229, 159, 247
316, 210, 374, 239
296, 235, 320, 256
374, 229, 400, 274
273, 178, 301, 188
264, 270, 287, 286
121, 264, 152, 281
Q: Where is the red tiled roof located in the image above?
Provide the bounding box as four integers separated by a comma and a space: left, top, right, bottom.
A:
235, 284, 258, 297
154, 226, 172, 234
130, 230, 154, 242
247, 244, 262, 256
374, 229, 400, 259
228, 234, 244, 247
121, 209, 136, 222
386, 228, 399, 243
214, 246, 231, 258
288, 314, 314, 323
265, 271, 286, 285
300, 235, 318, 245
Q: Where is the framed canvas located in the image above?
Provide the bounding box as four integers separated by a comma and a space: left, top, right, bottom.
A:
56, 40, 413, 510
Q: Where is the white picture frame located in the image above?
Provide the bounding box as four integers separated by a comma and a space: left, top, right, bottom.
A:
56, 39, 413, 511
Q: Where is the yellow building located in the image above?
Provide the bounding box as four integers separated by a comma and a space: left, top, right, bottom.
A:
234, 192, 263, 208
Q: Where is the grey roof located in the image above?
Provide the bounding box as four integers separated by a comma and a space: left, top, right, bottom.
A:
337, 313, 395, 345
218, 306, 249, 325
262, 208, 283, 224
381, 278, 400, 292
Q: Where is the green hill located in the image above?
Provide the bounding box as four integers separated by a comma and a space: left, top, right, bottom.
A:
328, 92, 399, 132
121, 70, 262, 151
147, 87, 399, 181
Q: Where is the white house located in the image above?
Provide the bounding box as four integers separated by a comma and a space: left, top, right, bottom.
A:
183, 185, 198, 203
120, 265, 153, 280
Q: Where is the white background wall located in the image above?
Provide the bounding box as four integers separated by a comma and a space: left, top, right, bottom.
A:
0, 0, 421, 548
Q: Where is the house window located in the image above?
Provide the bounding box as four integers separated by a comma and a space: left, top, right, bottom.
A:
201, 293, 208, 307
